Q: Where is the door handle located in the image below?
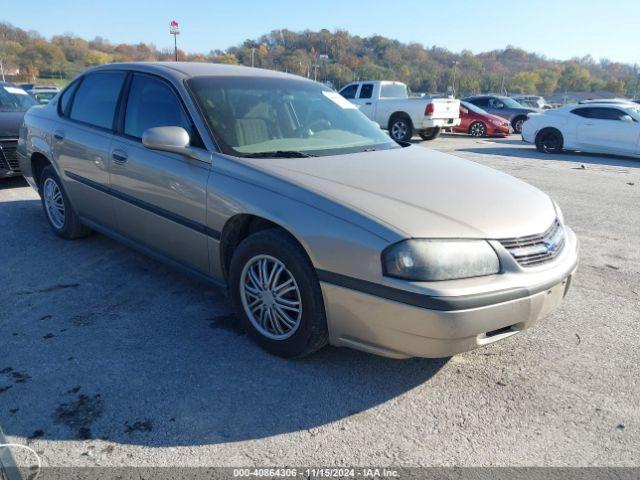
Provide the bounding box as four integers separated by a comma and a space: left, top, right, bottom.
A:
112, 150, 128, 164
53, 131, 64, 141
365, 102, 372, 105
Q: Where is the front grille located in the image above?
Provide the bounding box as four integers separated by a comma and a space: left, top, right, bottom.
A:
499, 219, 565, 267
0, 141, 20, 172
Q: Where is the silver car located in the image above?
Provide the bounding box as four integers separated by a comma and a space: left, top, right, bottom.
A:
18, 63, 579, 359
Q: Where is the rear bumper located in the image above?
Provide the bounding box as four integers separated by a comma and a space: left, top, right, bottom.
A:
322, 230, 579, 359
421, 118, 461, 129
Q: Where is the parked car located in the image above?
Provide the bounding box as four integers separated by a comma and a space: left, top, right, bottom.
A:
19, 63, 578, 359
463, 95, 541, 133
28, 88, 60, 105
453, 101, 511, 137
512, 95, 551, 110
1, 81, 38, 178
339, 81, 460, 142
522, 102, 640, 157
578, 98, 636, 105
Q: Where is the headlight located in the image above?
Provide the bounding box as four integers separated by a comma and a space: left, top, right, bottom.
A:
552, 200, 565, 224
382, 239, 500, 281
490, 119, 504, 126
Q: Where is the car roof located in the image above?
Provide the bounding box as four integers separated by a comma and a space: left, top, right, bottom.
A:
87, 61, 312, 83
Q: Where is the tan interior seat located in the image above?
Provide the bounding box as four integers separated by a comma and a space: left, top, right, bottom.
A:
235, 118, 270, 146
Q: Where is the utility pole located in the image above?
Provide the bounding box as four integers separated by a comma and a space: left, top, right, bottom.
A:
251, 47, 256, 68
0, 60, 5, 82
170, 20, 180, 61
451, 60, 459, 97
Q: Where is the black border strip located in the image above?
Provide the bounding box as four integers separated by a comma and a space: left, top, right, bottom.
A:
317, 267, 575, 312
65, 171, 221, 240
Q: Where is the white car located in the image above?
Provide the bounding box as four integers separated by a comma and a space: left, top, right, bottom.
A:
339, 81, 460, 142
522, 102, 640, 157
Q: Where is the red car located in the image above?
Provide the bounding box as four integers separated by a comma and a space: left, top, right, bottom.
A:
453, 101, 512, 137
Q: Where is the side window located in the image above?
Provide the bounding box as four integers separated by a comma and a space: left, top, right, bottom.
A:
470, 97, 489, 108
489, 98, 505, 108
124, 74, 194, 140
58, 80, 80, 116
69, 72, 126, 129
358, 84, 374, 99
571, 108, 592, 118
339, 84, 358, 99
593, 108, 628, 121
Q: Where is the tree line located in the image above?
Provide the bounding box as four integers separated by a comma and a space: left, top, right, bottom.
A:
1, 22, 638, 97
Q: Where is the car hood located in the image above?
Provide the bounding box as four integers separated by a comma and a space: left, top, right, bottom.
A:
244, 146, 556, 239
0, 112, 25, 138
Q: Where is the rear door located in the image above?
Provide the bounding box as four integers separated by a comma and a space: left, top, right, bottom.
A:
53, 71, 127, 229
109, 72, 212, 274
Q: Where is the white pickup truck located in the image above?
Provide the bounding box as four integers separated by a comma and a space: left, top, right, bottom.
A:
338, 81, 460, 142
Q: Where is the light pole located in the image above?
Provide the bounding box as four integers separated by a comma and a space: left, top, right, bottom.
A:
170, 20, 180, 61
251, 47, 256, 68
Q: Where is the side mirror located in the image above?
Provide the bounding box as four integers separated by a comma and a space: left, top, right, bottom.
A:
370, 120, 382, 129
142, 126, 210, 162
620, 114, 634, 123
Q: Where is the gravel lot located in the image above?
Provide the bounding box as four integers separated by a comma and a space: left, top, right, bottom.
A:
1, 133, 639, 468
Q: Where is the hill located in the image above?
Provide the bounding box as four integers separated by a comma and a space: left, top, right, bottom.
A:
1, 22, 638, 97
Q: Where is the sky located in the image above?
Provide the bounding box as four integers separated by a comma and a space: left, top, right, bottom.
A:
3, 0, 639, 65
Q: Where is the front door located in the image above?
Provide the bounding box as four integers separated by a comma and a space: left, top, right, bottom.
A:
109, 72, 212, 274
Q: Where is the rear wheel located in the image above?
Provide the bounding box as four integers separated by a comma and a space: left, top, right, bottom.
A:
388, 115, 413, 142
40, 165, 91, 239
229, 229, 328, 358
419, 127, 441, 141
535, 129, 564, 154
468, 121, 487, 137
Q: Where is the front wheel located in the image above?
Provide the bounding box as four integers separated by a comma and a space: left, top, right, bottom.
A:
468, 121, 487, 137
535, 129, 564, 154
229, 229, 329, 358
419, 127, 441, 141
389, 116, 413, 142
512, 116, 527, 134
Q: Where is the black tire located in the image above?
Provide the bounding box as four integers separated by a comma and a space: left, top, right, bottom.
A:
228, 229, 329, 358
535, 128, 564, 154
419, 127, 441, 141
39, 165, 91, 239
512, 116, 527, 134
468, 121, 487, 137
388, 115, 413, 142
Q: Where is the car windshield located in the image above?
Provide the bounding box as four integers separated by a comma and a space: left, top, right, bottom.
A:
0, 85, 37, 112
461, 101, 488, 115
188, 76, 400, 157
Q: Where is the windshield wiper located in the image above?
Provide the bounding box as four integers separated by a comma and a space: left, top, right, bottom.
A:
241, 150, 318, 158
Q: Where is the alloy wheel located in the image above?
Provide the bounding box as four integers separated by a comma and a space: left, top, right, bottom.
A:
43, 177, 65, 229
391, 120, 408, 140
470, 122, 486, 137
240, 254, 303, 340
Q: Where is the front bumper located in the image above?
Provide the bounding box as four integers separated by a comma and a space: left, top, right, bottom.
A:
322, 229, 578, 359
0, 139, 21, 178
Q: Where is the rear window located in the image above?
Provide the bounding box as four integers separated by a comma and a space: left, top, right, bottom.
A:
69, 72, 126, 129
380, 83, 407, 98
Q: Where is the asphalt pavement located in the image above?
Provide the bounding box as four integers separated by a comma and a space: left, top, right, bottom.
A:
0, 134, 638, 468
